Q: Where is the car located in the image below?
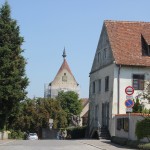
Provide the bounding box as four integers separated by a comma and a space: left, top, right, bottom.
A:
27, 133, 38, 140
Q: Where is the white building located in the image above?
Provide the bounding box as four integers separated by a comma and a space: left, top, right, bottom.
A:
89, 20, 150, 138
45, 48, 79, 98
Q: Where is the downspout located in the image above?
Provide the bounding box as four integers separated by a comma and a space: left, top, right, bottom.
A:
117, 65, 121, 114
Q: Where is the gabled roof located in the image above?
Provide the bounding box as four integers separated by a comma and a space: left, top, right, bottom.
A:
56, 58, 74, 77
105, 20, 150, 66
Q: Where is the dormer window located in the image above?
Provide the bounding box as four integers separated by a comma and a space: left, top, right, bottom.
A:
141, 35, 150, 56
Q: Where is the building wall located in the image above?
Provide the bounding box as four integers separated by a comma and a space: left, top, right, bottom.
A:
80, 102, 89, 126
89, 22, 150, 138
89, 63, 115, 135
89, 62, 150, 137
113, 66, 150, 114
115, 114, 149, 142
110, 65, 150, 136
50, 68, 79, 98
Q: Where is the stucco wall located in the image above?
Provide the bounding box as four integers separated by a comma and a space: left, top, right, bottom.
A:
89, 63, 115, 133
50, 68, 79, 98
115, 114, 149, 142
110, 65, 150, 137
113, 66, 150, 115
0, 131, 8, 140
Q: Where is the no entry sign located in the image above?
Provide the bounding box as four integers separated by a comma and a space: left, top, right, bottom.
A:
125, 86, 134, 95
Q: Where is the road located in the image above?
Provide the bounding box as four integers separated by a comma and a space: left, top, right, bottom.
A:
0, 139, 137, 150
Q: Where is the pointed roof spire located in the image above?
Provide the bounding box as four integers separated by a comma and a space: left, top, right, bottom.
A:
62, 47, 67, 59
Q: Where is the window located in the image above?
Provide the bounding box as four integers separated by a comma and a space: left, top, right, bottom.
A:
133, 74, 144, 90
105, 76, 109, 91
141, 35, 150, 56
92, 81, 95, 93
117, 118, 129, 132
103, 49, 107, 59
95, 105, 99, 121
62, 73, 67, 82
98, 79, 101, 92
98, 52, 100, 63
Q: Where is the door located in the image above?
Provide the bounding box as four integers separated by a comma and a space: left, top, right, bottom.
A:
102, 102, 109, 128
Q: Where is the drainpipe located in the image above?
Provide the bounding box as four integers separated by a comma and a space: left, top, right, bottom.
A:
117, 65, 121, 114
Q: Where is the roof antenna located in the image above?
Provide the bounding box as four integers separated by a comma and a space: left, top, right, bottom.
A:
62, 47, 67, 59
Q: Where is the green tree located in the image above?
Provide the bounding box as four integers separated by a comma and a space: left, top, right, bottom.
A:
56, 91, 82, 125
0, 2, 28, 130
10, 98, 67, 132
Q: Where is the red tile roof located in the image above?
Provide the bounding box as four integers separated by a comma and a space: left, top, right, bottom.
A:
105, 20, 150, 66
53, 58, 77, 83
56, 59, 73, 76
80, 98, 89, 107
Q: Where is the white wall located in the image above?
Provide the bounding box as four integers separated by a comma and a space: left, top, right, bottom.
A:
115, 114, 149, 142
113, 66, 150, 114
110, 65, 150, 137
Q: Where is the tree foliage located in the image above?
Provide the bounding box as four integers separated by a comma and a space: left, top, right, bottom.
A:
133, 98, 142, 113
0, 2, 28, 130
56, 91, 82, 125
137, 81, 150, 104
9, 98, 67, 132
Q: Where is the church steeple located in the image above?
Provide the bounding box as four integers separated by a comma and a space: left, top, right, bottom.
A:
62, 47, 67, 59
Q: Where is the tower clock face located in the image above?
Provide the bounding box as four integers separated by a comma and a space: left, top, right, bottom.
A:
62, 73, 67, 82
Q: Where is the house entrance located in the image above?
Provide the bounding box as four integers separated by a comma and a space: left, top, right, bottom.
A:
102, 102, 109, 128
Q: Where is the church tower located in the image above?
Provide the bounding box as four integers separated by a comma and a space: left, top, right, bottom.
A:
46, 48, 79, 98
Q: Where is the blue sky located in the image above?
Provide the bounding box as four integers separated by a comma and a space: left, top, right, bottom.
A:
1, 0, 150, 98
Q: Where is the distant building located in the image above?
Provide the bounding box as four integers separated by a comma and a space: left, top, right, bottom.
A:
44, 48, 79, 98
80, 98, 89, 126
89, 20, 150, 138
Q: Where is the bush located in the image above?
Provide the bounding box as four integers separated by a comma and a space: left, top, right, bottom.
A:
8, 130, 25, 139
138, 143, 150, 150
135, 117, 150, 142
66, 126, 87, 139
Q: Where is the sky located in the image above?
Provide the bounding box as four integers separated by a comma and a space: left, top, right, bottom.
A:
1, 0, 150, 99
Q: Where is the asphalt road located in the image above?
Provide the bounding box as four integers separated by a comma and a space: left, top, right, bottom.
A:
0, 139, 137, 150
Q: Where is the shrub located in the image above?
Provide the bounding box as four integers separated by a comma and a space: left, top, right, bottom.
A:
135, 117, 150, 142
66, 126, 87, 139
138, 143, 150, 150
8, 130, 24, 139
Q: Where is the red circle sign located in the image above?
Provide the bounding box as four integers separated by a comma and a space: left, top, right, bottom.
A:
125, 86, 134, 95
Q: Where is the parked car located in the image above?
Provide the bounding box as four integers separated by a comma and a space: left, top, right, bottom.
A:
27, 133, 38, 140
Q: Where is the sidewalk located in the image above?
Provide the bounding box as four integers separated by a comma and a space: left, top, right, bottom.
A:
79, 139, 137, 150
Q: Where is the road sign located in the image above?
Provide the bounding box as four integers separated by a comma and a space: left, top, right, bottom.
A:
125, 99, 134, 108
125, 86, 134, 95
126, 108, 133, 113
